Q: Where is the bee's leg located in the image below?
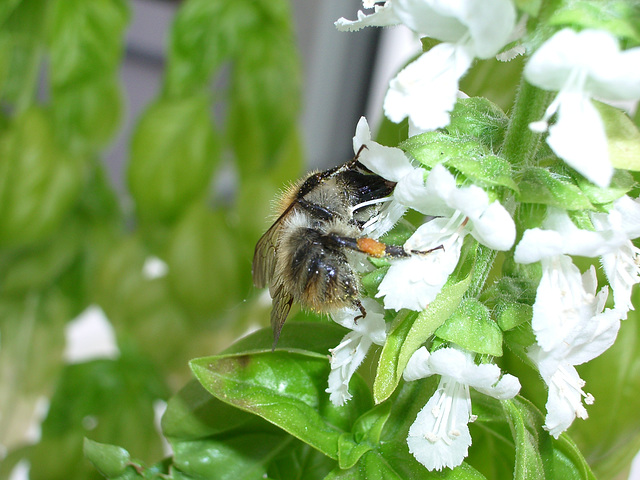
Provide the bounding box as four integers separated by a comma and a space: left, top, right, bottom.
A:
353, 298, 367, 323
328, 234, 444, 258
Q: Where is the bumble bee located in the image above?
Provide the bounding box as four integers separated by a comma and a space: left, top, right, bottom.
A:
252, 147, 414, 347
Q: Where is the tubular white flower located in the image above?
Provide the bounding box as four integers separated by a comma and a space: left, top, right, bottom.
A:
525, 29, 640, 187
377, 165, 515, 311
326, 299, 386, 406
404, 347, 520, 470
528, 300, 621, 437
336, 0, 516, 131
515, 199, 640, 318
351, 117, 412, 237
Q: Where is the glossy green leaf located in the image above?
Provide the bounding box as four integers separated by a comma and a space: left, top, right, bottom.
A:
83, 439, 132, 479
373, 274, 472, 404
445, 97, 509, 149
594, 100, 640, 172
435, 298, 503, 356
0, 108, 83, 248
190, 327, 374, 460
163, 380, 337, 480
518, 166, 594, 209
48, 0, 129, 86
127, 95, 219, 223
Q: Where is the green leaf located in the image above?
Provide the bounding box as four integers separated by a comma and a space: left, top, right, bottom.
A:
435, 298, 503, 356
594, 100, 640, 172
163, 380, 336, 480
30, 353, 169, 480
494, 302, 532, 332
445, 97, 509, 149
166, 203, 239, 318
127, 95, 219, 223
228, 26, 301, 177
572, 168, 634, 206
373, 274, 472, 404
164, 0, 244, 97
0, 0, 46, 110
0, 108, 83, 248
445, 154, 518, 192
48, 0, 129, 86
0, 218, 82, 294
518, 166, 594, 209
401, 132, 491, 169
83, 439, 132, 478
502, 398, 548, 480
52, 76, 123, 154
337, 403, 391, 469
190, 327, 373, 460
549, 0, 640, 46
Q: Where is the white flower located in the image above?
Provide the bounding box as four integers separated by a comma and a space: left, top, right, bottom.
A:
403, 347, 520, 471
527, 274, 621, 437
326, 298, 387, 406
142, 256, 169, 279
351, 117, 414, 237
64, 305, 120, 364
377, 165, 515, 311
525, 29, 640, 188
336, 0, 516, 131
514, 198, 640, 318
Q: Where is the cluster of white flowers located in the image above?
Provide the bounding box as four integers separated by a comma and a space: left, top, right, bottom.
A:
326, 0, 640, 473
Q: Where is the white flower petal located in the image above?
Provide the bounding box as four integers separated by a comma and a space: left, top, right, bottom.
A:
353, 117, 416, 181
326, 331, 373, 406
457, 0, 516, 58
384, 43, 474, 130
377, 219, 464, 311
335, 3, 400, 32
532, 256, 596, 352
546, 93, 611, 188
64, 305, 120, 364
391, 0, 468, 43
407, 379, 473, 471
468, 200, 516, 251
403, 346, 434, 381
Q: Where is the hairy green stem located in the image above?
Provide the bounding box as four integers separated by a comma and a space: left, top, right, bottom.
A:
465, 244, 498, 299
500, 79, 553, 170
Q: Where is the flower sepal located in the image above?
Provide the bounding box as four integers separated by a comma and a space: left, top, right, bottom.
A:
518, 165, 595, 210
435, 298, 503, 356
445, 97, 509, 149
593, 100, 640, 172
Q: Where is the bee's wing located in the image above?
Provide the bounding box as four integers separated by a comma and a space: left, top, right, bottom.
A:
252, 200, 298, 288
270, 282, 294, 350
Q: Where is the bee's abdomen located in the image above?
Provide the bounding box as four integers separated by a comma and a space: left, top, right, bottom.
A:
286, 228, 359, 311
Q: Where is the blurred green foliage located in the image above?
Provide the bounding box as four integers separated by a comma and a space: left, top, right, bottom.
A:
0, 0, 301, 478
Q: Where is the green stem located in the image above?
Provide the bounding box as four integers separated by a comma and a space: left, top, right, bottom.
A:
465, 244, 497, 299
500, 78, 553, 169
